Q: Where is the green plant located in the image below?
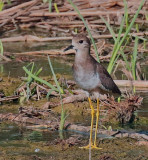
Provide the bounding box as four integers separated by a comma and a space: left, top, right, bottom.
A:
22, 60, 68, 130
23, 65, 61, 93
47, 56, 63, 94
54, 2, 59, 13
0, 40, 3, 61
43, 0, 52, 12
67, 0, 100, 62
101, 0, 145, 74
59, 105, 68, 131
23, 62, 44, 100
47, 56, 68, 132
6, 0, 11, 5
74, 28, 78, 34
0, 0, 4, 11
101, 125, 112, 131
143, 40, 146, 49
145, 12, 148, 20
22, 62, 64, 103
116, 37, 140, 92
0, 39, 4, 75
131, 36, 138, 81
131, 36, 139, 92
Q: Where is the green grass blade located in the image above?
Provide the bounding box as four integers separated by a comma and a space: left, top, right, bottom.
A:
54, 3, 59, 13
106, 15, 125, 72
48, 56, 64, 94
101, 9, 125, 73
0, 1, 4, 11
35, 68, 42, 76
49, 0, 52, 12
115, 15, 125, 44
100, 16, 116, 42
132, 36, 138, 80
107, 0, 145, 74
120, 50, 130, 70
23, 66, 59, 92
0, 40, 3, 56
107, 0, 126, 73
46, 89, 54, 99
43, 0, 48, 2
0, 40, 3, 61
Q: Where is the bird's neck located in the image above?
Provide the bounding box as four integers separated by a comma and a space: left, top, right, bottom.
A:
75, 48, 90, 63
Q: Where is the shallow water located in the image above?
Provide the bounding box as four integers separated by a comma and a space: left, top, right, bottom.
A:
0, 57, 72, 78
0, 121, 148, 159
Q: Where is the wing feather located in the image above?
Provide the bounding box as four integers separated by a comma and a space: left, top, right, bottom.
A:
94, 60, 121, 95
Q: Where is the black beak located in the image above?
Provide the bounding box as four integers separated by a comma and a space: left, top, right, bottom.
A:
64, 45, 74, 52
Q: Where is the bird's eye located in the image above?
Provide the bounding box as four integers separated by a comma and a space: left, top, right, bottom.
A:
79, 40, 83, 44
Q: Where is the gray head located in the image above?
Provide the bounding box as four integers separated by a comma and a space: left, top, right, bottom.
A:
64, 34, 91, 52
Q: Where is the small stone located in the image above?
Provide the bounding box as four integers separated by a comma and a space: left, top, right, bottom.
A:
34, 148, 40, 152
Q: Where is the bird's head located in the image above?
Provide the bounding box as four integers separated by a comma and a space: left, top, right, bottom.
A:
64, 34, 91, 53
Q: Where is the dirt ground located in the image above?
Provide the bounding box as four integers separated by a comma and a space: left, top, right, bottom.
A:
0, 136, 148, 160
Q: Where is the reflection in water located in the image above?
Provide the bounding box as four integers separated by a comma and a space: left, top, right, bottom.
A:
0, 121, 80, 143
137, 92, 148, 118
0, 57, 72, 78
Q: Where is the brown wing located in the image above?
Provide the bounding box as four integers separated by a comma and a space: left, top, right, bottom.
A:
94, 59, 121, 95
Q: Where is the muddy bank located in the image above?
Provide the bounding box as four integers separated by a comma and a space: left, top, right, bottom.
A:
0, 134, 148, 160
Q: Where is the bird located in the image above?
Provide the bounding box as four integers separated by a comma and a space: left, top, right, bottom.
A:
64, 34, 121, 149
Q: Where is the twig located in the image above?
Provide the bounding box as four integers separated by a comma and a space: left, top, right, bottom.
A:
0, 95, 20, 102
0, 54, 11, 61
30, 10, 147, 17
1, 32, 148, 42
0, 0, 38, 16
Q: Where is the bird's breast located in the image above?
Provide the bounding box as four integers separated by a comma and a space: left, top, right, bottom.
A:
73, 64, 101, 91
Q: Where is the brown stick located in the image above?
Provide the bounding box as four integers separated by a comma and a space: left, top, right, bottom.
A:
1, 35, 73, 42
30, 10, 147, 17
0, 54, 11, 61
68, 80, 148, 89
13, 50, 74, 55
0, 0, 38, 16
0, 95, 19, 102
1, 32, 148, 42
114, 80, 148, 88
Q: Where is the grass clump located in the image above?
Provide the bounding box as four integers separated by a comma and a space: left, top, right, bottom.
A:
102, 0, 145, 74
22, 57, 68, 132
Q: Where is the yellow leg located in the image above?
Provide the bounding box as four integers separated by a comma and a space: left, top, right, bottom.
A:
88, 97, 94, 145
93, 98, 102, 149
80, 97, 94, 149
80, 98, 102, 149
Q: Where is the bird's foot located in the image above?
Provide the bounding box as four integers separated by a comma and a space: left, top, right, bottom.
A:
79, 144, 102, 150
